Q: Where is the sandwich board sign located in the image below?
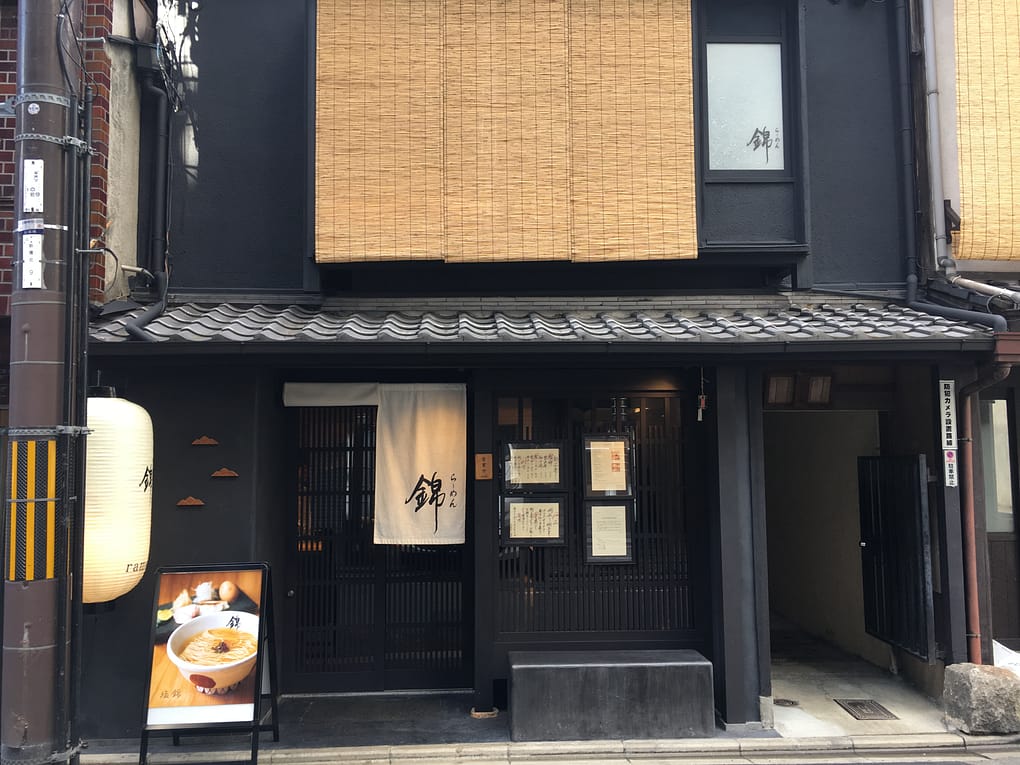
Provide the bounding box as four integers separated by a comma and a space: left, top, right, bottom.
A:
139, 562, 278, 765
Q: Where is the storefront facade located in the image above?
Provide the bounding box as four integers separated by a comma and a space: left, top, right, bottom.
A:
79, 296, 996, 736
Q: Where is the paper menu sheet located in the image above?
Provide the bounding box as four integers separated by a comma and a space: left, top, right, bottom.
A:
590, 504, 628, 557
508, 447, 560, 485
509, 501, 560, 539
588, 440, 628, 492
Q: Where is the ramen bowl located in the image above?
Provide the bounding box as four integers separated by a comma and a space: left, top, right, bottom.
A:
166, 611, 260, 695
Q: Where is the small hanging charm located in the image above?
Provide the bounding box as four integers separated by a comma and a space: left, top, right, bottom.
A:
697, 368, 708, 422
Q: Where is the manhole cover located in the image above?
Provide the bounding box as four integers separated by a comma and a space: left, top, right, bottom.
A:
833, 698, 898, 720
774, 698, 799, 707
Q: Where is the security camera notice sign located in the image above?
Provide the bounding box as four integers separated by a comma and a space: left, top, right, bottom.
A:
940, 380, 958, 487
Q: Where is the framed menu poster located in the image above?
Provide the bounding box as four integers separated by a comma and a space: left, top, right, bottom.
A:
140, 563, 279, 765
503, 442, 565, 491
502, 496, 565, 545
583, 434, 633, 498
584, 500, 634, 564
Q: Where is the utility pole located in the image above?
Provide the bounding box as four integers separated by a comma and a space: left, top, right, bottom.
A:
2, 1, 87, 763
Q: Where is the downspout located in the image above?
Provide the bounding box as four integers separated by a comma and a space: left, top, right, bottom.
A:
125, 68, 169, 341
895, 0, 1008, 332
893, 0, 919, 305
919, 0, 952, 279
959, 362, 1012, 663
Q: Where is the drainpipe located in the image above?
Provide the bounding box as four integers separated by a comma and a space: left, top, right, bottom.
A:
125, 67, 168, 341
918, 0, 954, 278
892, 0, 919, 305
945, 277, 1020, 308
959, 361, 1013, 664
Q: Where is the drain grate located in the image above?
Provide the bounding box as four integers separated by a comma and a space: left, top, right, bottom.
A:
833, 698, 898, 720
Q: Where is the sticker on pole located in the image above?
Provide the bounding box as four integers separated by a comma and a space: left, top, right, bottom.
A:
21, 232, 42, 289
22, 159, 43, 213
944, 449, 958, 488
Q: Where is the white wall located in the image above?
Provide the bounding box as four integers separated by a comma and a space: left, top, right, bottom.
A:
102, 0, 146, 300
764, 411, 892, 669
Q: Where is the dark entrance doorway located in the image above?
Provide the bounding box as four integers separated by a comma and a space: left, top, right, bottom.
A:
283, 406, 470, 693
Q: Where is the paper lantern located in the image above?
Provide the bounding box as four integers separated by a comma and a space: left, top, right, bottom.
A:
83, 392, 153, 603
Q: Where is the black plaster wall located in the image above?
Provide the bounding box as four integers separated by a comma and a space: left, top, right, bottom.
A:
77, 364, 285, 738
803, 0, 907, 287
160, 0, 909, 293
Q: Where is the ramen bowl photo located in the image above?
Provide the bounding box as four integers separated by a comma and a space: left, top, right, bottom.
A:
166, 611, 260, 695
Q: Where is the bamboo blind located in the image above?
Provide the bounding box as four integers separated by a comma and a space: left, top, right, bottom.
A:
316, 0, 696, 264
954, 1, 1020, 262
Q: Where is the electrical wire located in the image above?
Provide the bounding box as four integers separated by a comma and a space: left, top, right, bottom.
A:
98, 246, 120, 297
156, 0, 196, 280
57, 0, 104, 98
56, 2, 76, 92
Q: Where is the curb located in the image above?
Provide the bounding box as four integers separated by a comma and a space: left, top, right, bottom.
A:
79, 731, 1020, 764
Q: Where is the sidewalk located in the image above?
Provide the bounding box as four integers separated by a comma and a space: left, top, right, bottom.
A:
78, 692, 1020, 765
80, 731, 1020, 765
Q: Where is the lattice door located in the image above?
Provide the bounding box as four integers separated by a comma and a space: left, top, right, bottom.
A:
284, 406, 469, 692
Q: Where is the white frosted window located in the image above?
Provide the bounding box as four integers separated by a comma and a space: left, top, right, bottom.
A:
981, 400, 1015, 533
706, 43, 785, 171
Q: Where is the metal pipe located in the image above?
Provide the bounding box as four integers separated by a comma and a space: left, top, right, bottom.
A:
907, 299, 1008, 332
124, 71, 169, 341
893, 0, 919, 303
919, 0, 956, 277
959, 363, 1013, 663
124, 270, 167, 341
144, 72, 168, 276
68, 82, 93, 765
947, 275, 1020, 307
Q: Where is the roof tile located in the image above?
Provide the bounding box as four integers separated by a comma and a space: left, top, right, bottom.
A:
89, 294, 995, 350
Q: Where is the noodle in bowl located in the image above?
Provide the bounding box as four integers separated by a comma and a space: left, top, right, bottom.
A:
167, 611, 260, 695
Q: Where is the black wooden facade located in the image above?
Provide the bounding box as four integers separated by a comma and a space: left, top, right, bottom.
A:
75, 0, 1010, 740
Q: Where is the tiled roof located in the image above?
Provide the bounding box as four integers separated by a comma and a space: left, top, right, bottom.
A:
88, 294, 994, 352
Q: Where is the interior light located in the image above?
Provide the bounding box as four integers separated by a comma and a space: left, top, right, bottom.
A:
766, 374, 796, 405
805, 375, 833, 405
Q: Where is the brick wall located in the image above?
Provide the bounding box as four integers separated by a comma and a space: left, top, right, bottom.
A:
84, 0, 111, 304
0, 2, 17, 317
0, 0, 114, 316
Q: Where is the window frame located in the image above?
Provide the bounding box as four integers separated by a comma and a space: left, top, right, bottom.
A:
978, 393, 1020, 534
696, 5, 798, 185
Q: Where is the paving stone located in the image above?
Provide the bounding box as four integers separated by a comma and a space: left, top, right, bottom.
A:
738, 736, 853, 752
